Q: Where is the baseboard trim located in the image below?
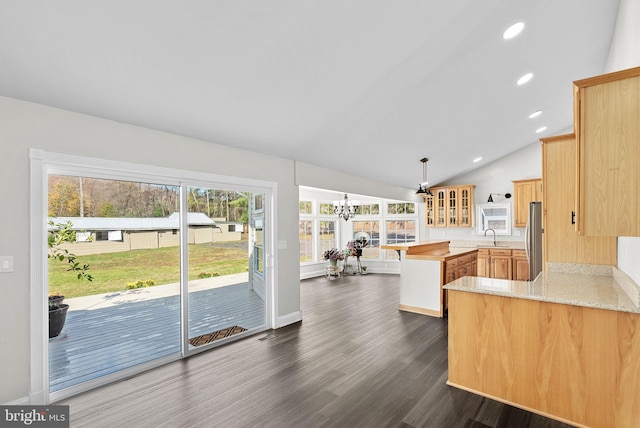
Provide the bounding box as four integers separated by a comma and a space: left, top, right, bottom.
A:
275, 310, 302, 328
398, 304, 442, 318
5, 395, 31, 405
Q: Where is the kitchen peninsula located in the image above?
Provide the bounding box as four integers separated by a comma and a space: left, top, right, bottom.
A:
382, 241, 478, 317
444, 270, 640, 427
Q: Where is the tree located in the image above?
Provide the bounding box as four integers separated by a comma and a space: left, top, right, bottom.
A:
48, 221, 93, 281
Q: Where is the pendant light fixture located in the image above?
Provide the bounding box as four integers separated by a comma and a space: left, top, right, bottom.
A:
415, 157, 433, 196
334, 193, 357, 221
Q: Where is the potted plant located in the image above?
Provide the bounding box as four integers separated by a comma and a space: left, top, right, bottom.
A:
323, 248, 344, 267
48, 220, 93, 338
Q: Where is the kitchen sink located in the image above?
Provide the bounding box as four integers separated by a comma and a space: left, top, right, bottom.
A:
475, 244, 511, 248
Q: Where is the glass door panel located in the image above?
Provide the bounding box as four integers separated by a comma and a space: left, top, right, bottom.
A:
186, 187, 266, 352
48, 175, 182, 394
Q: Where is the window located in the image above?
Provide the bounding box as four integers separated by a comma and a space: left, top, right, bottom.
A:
75, 231, 91, 242
253, 217, 264, 274
319, 202, 334, 215
299, 201, 312, 215
387, 202, 415, 214
299, 220, 313, 262
385, 220, 416, 258
353, 221, 380, 259
356, 203, 379, 215
318, 220, 336, 256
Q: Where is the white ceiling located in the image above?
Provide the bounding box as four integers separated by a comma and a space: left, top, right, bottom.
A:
0, 1, 620, 189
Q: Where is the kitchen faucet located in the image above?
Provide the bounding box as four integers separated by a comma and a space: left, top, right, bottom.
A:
484, 228, 496, 246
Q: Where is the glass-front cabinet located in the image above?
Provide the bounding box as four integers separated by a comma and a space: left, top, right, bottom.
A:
424, 184, 475, 228
425, 194, 435, 226
435, 189, 447, 227
447, 189, 458, 226
458, 185, 474, 227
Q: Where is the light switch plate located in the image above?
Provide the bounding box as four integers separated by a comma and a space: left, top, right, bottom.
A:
0, 256, 14, 273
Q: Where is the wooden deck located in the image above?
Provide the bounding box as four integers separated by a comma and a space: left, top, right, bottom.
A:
49, 281, 266, 393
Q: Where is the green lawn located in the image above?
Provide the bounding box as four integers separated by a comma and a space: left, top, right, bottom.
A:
49, 241, 249, 298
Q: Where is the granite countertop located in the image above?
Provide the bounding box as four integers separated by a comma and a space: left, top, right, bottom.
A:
444, 271, 640, 314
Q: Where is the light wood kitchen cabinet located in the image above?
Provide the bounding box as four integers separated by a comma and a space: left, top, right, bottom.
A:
511, 249, 529, 281
477, 248, 525, 280
476, 249, 489, 277
424, 184, 475, 228
448, 289, 640, 427
513, 178, 542, 228
574, 66, 640, 236
489, 249, 512, 280
457, 185, 474, 227
541, 133, 617, 265
443, 252, 477, 313
425, 193, 435, 227
434, 188, 447, 227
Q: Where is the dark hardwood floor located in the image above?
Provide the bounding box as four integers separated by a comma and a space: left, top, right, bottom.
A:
60, 274, 574, 428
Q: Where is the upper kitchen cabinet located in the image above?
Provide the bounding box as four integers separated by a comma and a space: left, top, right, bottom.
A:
512, 178, 543, 228
424, 184, 474, 228
541, 133, 616, 265
574, 66, 640, 236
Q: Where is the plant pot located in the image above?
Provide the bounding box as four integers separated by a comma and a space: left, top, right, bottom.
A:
49, 304, 69, 338
329, 259, 338, 267
49, 295, 65, 306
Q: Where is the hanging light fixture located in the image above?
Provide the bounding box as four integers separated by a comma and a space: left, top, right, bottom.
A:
334, 193, 357, 221
415, 157, 433, 196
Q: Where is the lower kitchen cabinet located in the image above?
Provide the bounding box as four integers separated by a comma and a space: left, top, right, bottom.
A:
477, 248, 525, 280
444, 252, 477, 313
511, 249, 529, 281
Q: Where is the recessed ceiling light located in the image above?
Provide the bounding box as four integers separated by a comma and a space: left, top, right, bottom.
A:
529, 110, 542, 119
517, 73, 534, 85
536, 126, 547, 133
503, 22, 525, 40
473, 157, 482, 163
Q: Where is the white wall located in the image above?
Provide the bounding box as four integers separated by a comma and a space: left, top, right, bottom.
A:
606, 0, 640, 285
295, 161, 418, 203
0, 98, 259, 403
605, 0, 640, 73
422, 141, 543, 243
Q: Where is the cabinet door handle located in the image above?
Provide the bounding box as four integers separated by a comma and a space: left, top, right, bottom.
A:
571, 211, 576, 225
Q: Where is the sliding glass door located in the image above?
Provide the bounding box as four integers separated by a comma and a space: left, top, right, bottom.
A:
40, 156, 272, 402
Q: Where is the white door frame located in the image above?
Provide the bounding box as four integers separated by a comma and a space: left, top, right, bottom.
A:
29, 149, 277, 403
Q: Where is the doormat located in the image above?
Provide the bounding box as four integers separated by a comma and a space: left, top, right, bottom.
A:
189, 326, 247, 347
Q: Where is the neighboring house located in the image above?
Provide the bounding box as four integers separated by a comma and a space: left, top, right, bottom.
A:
48, 212, 242, 256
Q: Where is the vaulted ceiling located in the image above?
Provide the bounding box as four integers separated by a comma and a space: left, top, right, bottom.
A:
0, 1, 620, 188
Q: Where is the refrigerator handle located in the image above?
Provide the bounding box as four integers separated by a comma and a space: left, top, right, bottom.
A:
525, 216, 530, 264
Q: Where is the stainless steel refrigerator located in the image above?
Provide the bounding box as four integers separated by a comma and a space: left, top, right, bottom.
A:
525, 201, 543, 281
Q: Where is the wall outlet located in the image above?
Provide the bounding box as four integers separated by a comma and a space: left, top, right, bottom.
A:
0, 256, 13, 273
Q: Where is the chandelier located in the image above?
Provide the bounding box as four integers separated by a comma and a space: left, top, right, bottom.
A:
334, 193, 357, 221
415, 157, 433, 196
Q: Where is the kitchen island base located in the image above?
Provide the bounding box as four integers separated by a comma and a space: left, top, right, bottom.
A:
447, 288, 640, 428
